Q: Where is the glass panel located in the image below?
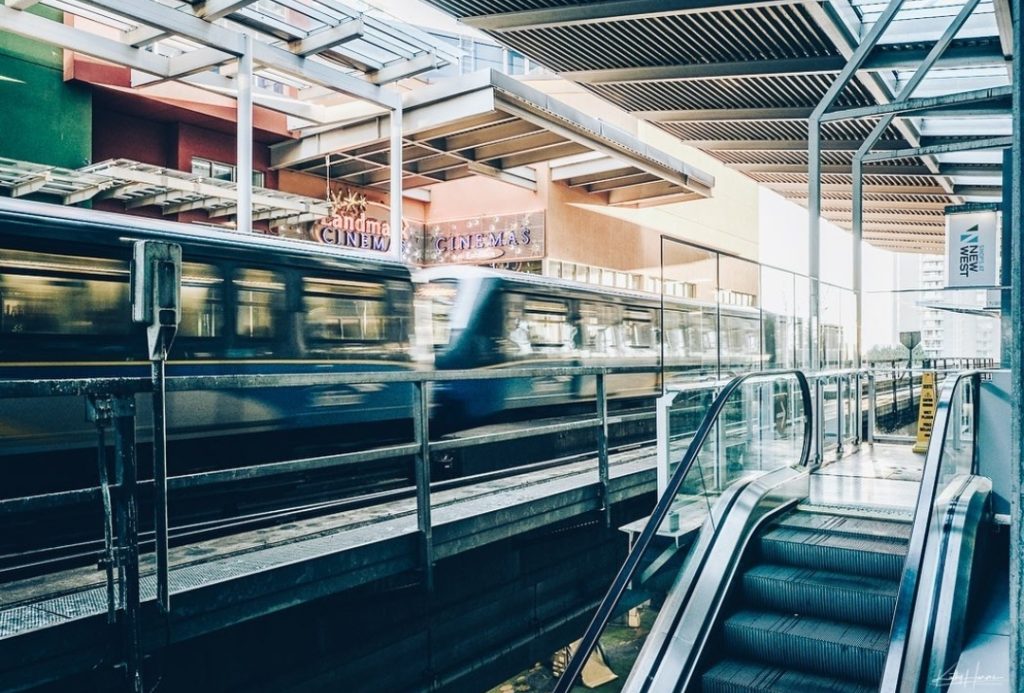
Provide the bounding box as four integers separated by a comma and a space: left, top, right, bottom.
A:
211, 162, 234, 182
191, 157, 212, 177
760, 266, 797, 369
564, 372, 809, 689
662, 239, 718, 385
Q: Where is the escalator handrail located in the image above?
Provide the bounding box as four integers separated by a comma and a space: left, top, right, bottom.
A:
552, 369, 813, 693
881, 369, 986, 691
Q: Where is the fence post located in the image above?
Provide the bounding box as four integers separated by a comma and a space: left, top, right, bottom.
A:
835, 376, 845, 459
655, 390, 677, 498
111, 394, 143, 693
814, 376, 824, 467
87, 395, 118, 625
596, 372, 611, 528
853, 371, 863, 447
867, 372, 877, 444
413, 380, 434, 591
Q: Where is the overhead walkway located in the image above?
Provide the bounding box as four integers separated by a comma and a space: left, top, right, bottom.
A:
556, 369, 1003, 692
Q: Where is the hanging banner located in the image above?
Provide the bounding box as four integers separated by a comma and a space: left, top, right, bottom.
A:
946, 211, 997, 287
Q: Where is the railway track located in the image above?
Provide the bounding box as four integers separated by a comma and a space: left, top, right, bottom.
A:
0, 379, 922, 584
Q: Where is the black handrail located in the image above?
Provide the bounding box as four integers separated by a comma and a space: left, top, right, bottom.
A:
553, 369, 813, 692
880, 369, 985, 690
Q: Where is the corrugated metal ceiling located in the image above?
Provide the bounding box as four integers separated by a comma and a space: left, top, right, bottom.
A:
421, 0, 1011, 253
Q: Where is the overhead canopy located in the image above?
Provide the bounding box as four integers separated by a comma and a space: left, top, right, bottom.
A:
0, 0, 459, 117
0, 157, 330, 225
272, 69, 714, 205
420, 0, 1012, 252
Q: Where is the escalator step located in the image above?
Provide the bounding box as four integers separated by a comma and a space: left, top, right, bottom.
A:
702, 659, 875, 693
772, 510, 912, 541
742, 564, 898, 628
759, 527, 906, 579
723, 610, 888, 685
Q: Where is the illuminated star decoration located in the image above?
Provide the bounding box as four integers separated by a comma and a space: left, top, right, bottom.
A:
329, 187, 368, 217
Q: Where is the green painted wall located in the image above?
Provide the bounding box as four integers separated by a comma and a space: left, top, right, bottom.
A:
0, 6, 91, 169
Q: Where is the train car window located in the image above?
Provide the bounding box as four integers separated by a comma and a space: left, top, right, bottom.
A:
179, 262, 224, 338
235, 268, 284, 339
303, 277, 390, 343
521, 298, 573, 350
0, 249, 129, 336
415, 280, 457, 347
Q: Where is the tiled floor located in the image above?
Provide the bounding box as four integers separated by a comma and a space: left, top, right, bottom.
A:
808, 443, 924, 516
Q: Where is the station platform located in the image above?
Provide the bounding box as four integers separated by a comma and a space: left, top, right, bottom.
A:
0, 445, 658, 690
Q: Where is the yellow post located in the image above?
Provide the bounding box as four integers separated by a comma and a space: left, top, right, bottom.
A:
912, 371, 937, 453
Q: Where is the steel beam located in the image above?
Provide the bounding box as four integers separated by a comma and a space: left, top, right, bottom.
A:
463, 0, 801, 31
237, 32, 253, 234
0, 5, 169, 76
389, 101, 402, 260
369, 52, 439, 85
195, 0, 257, 20
76, 0, 398, 108
863, 136, 1013, 162
288, 17, 363, 56
821, 85, 1012, 122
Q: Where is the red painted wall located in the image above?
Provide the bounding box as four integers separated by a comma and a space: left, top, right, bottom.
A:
91, 110, 276, 229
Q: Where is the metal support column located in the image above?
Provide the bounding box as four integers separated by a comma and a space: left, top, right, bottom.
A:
1009, 2, 1023, 686
807, 0, 904, 464
236, 32, 253, 234
389, 102, 403, 260
412, 380, 434, 591
152, 356, 170, 613
1004, 147, 1014, 369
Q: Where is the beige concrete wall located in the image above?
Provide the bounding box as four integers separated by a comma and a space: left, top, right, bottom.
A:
522, 77, 761, 263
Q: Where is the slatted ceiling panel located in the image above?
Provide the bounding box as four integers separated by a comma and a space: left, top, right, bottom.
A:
429, 0, 579, 15
496, 5, 837, 72
588, 73, 875, 113
656, 118, 904, 143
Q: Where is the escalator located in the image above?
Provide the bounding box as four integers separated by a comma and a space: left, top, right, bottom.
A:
555, 369, 992, 693
699, 508, 908, 692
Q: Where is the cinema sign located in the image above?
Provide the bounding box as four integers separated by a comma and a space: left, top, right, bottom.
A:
424, 211, 545, 265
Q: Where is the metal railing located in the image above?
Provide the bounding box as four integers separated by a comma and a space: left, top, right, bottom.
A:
553, 369, 813, 692
881, 369, 986, 691
0, 364, 668, 693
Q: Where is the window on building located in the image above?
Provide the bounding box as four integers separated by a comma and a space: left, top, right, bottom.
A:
191, 157, 265, 187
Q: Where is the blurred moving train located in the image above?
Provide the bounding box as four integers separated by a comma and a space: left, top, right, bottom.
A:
0, 200, 811, 469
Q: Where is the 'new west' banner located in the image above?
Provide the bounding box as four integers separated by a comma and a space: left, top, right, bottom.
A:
946, 211, 997, 288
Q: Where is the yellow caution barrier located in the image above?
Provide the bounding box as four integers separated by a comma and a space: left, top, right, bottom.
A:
912, 371, 937, 454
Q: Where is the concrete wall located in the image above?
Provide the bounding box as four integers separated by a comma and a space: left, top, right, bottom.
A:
0, 7, 91, 169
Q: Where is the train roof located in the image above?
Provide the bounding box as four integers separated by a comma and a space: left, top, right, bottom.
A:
415, 264, 759, 314
0, 197, 411, 278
